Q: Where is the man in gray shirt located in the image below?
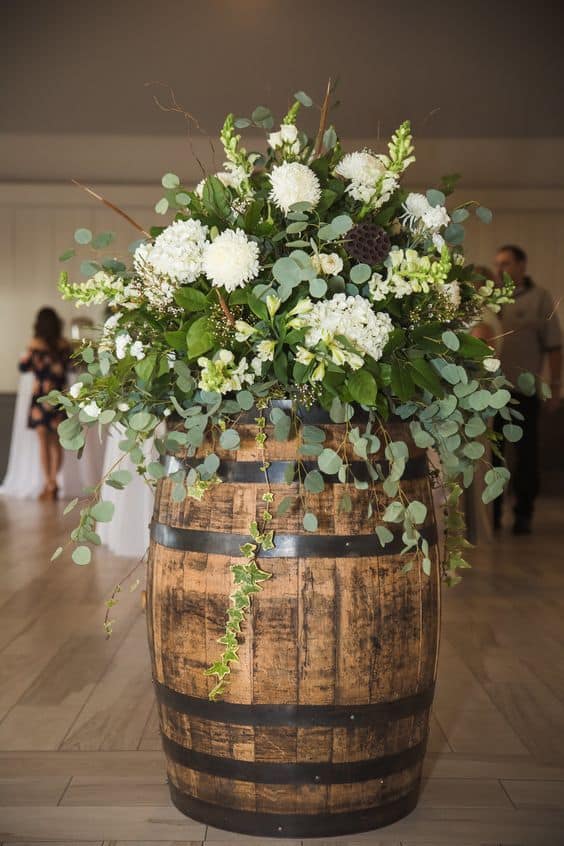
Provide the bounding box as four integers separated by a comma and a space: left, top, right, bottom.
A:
493, 245, 562, 534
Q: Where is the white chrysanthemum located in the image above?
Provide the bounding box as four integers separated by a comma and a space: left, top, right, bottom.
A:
269, 162, 321, 214
140, 219, 208, 284
202, 228, 260, 292
335, 151, 385, 185
303, 294, 393, 364
403, 192, 450, 237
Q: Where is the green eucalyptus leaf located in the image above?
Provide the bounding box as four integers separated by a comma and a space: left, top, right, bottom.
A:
503, 423, 523, 443
219, 429, 240, 450
72, 545, 91, 565
318, 448, 342, 475
303, 512, 318, 532
90, 500, 115, 522
304, 469, 325, 493
74, 228, 92, 245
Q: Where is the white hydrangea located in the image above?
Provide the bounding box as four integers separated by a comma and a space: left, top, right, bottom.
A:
137, 219, 208, 285
269, 162, 321, 214
115, 332, 132, 360
301, 294, 393, 365
129, 340, 146, 360
202, 228, 260, 292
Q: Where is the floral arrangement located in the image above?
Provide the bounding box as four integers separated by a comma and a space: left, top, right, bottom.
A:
47, 87, 533, 699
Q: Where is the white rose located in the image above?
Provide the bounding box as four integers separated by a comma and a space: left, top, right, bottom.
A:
69, 381, 83, 399
320, 253, 343, 276
280, 124, 298, 144
268, 130, 283, 149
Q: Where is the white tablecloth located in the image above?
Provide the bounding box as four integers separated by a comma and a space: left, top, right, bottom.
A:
0, 372, 106, 499
96, 425, 155, 559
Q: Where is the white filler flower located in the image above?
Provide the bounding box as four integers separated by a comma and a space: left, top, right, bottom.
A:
304, 294, 393, 363
203, 228, 260, 292
140, 219, 208, 284
269, 162, 321, 214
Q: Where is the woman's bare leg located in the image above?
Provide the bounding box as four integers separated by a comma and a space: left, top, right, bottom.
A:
47, 429, 62, 490
36, 427, 51, 491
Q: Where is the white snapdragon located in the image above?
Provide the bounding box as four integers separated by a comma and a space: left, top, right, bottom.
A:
312, 252, 344, 276
269, 162, 321, 214
202, 228, 260, 292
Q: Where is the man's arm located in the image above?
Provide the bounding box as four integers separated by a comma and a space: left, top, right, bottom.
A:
547, 347, 562, 412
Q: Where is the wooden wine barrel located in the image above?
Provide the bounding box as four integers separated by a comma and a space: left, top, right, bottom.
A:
146, 405, 440, 838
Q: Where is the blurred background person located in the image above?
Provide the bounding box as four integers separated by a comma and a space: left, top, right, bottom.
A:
18, 307, 71, 501
493, 245, 562, 534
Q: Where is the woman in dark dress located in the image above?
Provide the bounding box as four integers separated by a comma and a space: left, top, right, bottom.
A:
19, 308, 71, 500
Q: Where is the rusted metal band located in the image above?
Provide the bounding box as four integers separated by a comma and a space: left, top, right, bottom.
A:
161, 452, 428, 483
154, 679, 435, 727
162, 734, 425, 785
150, 520, 437, 558
168, 782, 420, 837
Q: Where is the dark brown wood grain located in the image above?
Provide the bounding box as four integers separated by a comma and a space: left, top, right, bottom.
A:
146, 417, 440, 834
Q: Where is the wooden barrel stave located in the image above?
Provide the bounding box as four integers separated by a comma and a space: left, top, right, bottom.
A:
146, 418, 439, 836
